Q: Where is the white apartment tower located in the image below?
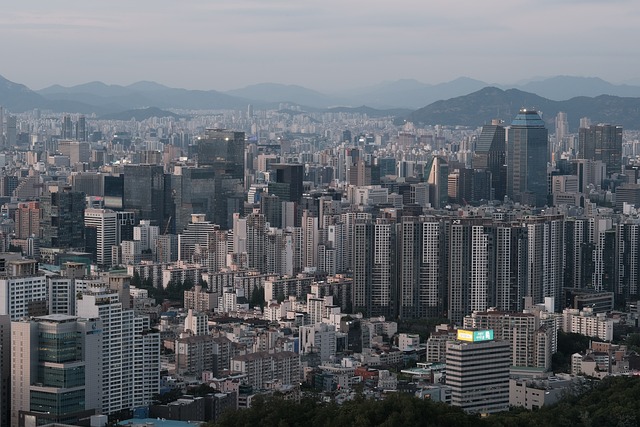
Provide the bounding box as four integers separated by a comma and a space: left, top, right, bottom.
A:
84, 208, 118, 269
76, 288, 159, 414
134, 219, 159, 251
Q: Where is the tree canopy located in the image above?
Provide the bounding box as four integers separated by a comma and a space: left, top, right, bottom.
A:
207, 376, 640, 427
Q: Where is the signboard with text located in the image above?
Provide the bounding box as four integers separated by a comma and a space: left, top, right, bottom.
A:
456, 329, 494, 342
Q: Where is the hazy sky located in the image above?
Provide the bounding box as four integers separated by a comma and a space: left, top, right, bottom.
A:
1, 0, 638, 91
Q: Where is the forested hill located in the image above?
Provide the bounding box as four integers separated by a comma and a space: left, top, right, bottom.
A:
208, 376, 640, 427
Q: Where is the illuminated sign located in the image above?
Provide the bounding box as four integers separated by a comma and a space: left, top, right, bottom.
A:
457, 329, 474, 342
457, 329, 494, 342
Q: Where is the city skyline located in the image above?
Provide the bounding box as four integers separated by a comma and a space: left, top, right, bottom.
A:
0, 1, 639, 92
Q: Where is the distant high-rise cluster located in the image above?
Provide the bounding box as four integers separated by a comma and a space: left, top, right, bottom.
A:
0, 95, 637, 423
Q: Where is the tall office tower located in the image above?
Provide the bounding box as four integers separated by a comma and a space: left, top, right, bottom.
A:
246, 210, 267, 273
5, 116, 16, 148
84, 208, 118, 269
491, 222, 528, 312
76, 115, 87, 141
0, 260, 47, 320
171, 165, 216, 233
555, 112, 568, 145
474, 120, 506, 200
104, 174, 124, 210
524, 215, 565, 311
62, 115, 73, 139
507, 109, 549, 207
118, 211, 136, 243
261, 193, 283, 228
347, 159, 372, 187
77, 289, 160, 415
342, 130, 352, 143
0, 175, 18, 197
447, 218, 492, 325
615, 221, 640, 300
427, 156, 449, 208
58, 140, 90, 164
268, 163, 304, 203
564, 218, 593, 289
578, 124, 623, 176
0, 314, 9, 427
11, 315, 102, 427
14, 201, 40, 239
40, 186, 86, 249
197, 129, 245, 179
123, 164, 166, 228
70, 172, 103, 197
178, 214, 218, 264
396, 217, 444, 319
196, 129, 245, 227
446, 331, 510, 414
573, 159, 606, 192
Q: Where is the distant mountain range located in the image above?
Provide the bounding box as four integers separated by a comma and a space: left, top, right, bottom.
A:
406, 87, 640, 131
2, 73, 640, 129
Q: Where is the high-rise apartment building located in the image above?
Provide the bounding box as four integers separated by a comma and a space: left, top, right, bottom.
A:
397, 216, 443, 319
524, 215, 565, 311
492, 222, 528, 312
615, 221, 640, 299
11, 315, 102, 427
507, 109, 549, 207
447, 218, 492, 325
0, 315, 10, 427
353, 218, 396, 318
76, 289, 160, 414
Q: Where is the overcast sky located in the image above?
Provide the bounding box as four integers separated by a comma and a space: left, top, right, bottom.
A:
1, 0, 638, 91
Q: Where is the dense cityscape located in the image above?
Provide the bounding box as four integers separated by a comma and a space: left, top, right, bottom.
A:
0, 74, 639, 427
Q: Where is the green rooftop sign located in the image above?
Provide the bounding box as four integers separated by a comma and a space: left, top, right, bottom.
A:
473, 330, 494, 341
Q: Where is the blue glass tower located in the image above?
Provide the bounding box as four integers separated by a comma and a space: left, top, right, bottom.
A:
507, 109, 549, 207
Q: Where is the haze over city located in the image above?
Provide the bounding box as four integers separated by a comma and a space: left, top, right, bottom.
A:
1, 0, 639, 91
3, 1, 640, 427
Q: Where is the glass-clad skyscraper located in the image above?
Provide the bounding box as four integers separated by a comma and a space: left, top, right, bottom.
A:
507, 109, 549, 207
